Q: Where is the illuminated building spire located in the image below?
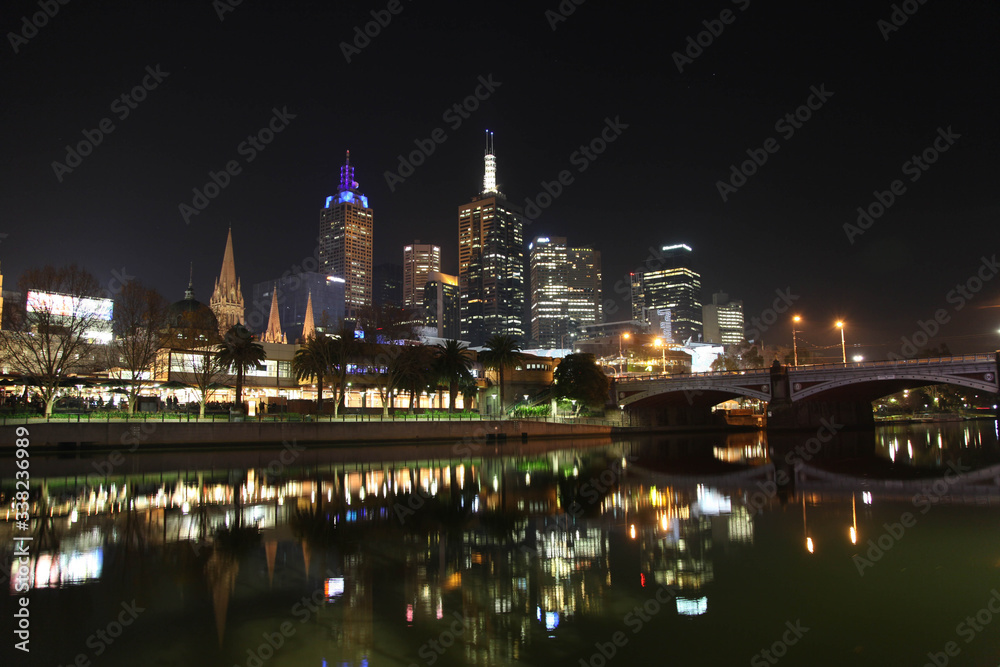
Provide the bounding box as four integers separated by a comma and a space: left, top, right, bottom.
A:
482, 129, 497, 194
301, 291, 316, 341
262, 284, 286, 344
339, 150, 357, 192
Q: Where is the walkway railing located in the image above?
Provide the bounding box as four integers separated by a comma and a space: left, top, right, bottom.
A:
1, 412, 625, 427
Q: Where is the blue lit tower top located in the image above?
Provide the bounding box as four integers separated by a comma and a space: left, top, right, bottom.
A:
325, 150, 369, 209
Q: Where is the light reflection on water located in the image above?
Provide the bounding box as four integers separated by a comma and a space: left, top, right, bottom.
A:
3, 422, 1000, 666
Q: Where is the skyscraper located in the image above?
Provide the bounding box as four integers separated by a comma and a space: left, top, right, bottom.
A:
210, 227, 245, 335
703, 291, 745, 345
529, 236, 602, 349
403, 240, 440, 311
458, 132, 526, 346
319, 151, 373, 319
373, 263, 402, 308
423, 271, 460, 340
636, 244, 703, 345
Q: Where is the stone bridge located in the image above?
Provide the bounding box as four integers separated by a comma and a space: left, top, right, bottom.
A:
616, 353, 999, 430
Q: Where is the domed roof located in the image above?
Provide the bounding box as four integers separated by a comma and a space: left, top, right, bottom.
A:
167, 280, 219, 341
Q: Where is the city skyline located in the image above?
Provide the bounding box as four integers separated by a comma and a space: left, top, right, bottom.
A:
2, 2, 998, 357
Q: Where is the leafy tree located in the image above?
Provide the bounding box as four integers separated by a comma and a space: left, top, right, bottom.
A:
215, 324, 266, 413
552, 353, 611, 414
0, 265, 105, 415
478, 334, 525, 415
434, 339, 474, 412
292, 334, 335, 412
325, 326, 362, 417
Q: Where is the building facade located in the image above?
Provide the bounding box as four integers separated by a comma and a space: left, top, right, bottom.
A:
319, 151, 372, 319
635, 244, 703, 345
423, 271, 460, 340
250, 273, 344, 341
528, 236, 602, 349
403, 241, 441, 311
702, 291, 744, 345
458, 134, 526, 346
373, 262, 402, 309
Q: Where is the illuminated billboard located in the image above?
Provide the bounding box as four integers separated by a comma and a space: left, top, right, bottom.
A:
26, 290, 113, 321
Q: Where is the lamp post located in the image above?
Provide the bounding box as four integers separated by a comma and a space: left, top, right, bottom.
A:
654, 338, 666, 374
792, 316, 801, 366
836, 321, 846, 364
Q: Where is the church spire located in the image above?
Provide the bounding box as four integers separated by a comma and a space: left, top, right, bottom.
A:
210, 226, 246, 334
301, 291, 316, 342
262, 285, 286, 344
185, 262, 195, 300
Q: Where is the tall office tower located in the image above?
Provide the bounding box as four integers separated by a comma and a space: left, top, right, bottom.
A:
319, 151, 373, 319
629, 272, 645, 322
529, 236, 602, 349
210, 227, 246, 335
373, 263, 402, 308
250, 273, 344, 340
423, 271, 461, 340
0, 260, 4, 330
640, 244, 703, 345
458, 131, 526, 346
702, 291, 745, 345
403, 240, 440, 311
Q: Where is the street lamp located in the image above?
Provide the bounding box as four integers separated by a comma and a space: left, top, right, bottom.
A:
619, 331, 631, 375
792, 315, 801, 366
654, 337, 666, 373
836, 321, 846, 364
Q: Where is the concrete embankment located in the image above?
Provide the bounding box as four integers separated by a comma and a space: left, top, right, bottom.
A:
0, 419, 613, 450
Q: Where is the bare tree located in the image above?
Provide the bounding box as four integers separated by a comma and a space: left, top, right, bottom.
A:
164, 305, 231, 417
106, 281, 170, 413
0, 265, 106, 416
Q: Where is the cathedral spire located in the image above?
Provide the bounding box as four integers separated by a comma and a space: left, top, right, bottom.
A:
185, 262, 195, 300
211, 227, 246, 334
262, 285, 286, 344
301, 291, 316, 342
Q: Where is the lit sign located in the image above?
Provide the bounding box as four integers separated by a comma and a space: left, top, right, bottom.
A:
676, 597, 708, 616
661, 244, 692, 252
325, 577, 345, 600
327, 276, 346, 284
537, 237, 550, 243
26, 291, 113, 321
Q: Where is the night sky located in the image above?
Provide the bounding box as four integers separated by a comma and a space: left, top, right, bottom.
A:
2, 0, 998, 358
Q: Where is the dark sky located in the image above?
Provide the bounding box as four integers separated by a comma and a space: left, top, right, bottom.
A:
2, 0, 998, 358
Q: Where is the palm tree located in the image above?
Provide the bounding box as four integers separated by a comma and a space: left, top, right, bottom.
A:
478, 334, 525, 416
434, 340, 474, 413
326, 326, 362, 417
292, 335, 333, 413
393, 345, 437, 413
215, 324, 266, 414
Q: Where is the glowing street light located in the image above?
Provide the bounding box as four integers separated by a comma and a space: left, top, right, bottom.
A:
654, 337, 666, 373
792, 315, 802, 366
619, 331, 631, 375
836, 321, 846, 364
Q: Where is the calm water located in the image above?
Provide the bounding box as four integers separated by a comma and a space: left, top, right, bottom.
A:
4, 423, 1000, 666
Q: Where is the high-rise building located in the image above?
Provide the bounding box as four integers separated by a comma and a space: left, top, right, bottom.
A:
423, 271, 461, 340
528, 236, 602, 349
458, 132, 526, 346
636, 244, 702, 345
250, 273, 344, 341
702, 291, 744, 345
319, 151, 373, 319
210, 227, 245, 335
373, 263, 402, 308
403, 240, 440, 311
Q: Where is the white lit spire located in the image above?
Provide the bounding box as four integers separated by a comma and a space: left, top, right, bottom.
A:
483, 129, 497, 194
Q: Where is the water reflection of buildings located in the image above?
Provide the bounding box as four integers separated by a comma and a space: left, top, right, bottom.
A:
5, 445, 763, 664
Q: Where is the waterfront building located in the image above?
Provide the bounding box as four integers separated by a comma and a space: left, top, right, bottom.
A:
528, 236, 602, 349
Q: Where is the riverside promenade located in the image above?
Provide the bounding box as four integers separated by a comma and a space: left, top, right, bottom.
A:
0, 414, 615, 449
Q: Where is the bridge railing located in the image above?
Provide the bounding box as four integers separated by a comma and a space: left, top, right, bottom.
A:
616, 353, 996, 383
